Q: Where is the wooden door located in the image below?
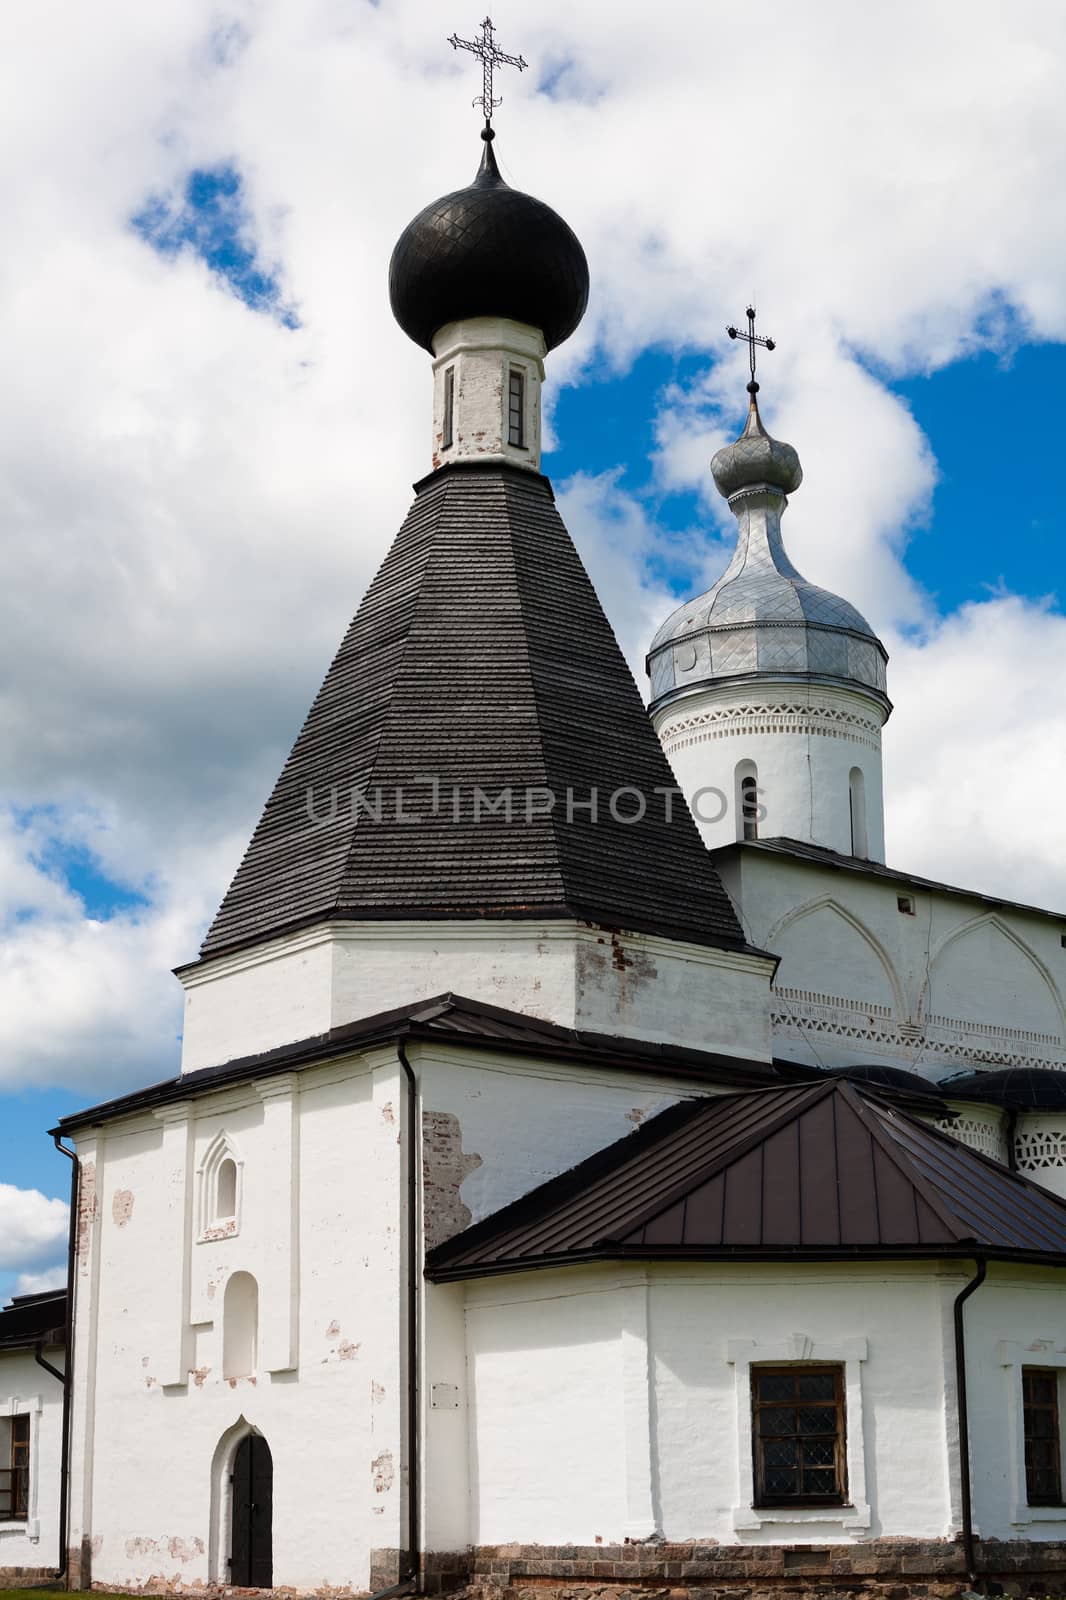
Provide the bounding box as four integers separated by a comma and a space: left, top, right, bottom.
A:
231, 1433, 273, 1587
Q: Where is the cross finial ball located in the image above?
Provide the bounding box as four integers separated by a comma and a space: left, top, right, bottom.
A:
448, 16, 528, 128
726, 305, 776, 393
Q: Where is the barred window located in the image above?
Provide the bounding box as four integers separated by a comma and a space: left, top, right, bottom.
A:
508, 369, 525, 448
752, 1366, 847, 1506
1023, 1368, 1063, 1505
0, 1413, 30, 1520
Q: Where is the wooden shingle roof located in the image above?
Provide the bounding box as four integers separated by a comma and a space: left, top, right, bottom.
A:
201, 462, 748, 960
426, 1078, 1066, 1279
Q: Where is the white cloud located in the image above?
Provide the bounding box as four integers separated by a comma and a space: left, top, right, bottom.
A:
14, 1265, 69, 1298
0, 1184, 69, 1272
0, 0, 1065, 1093
886, 598, 1066, 910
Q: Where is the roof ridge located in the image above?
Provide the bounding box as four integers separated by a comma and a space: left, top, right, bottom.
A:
840, 1082, 971, 1241
600, 1080, 837, 1244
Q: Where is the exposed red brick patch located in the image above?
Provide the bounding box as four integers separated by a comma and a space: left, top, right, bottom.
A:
422, 1111, 483, 1250
112, 1189, 135, 1227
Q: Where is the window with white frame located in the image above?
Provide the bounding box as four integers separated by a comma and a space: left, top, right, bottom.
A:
996, 1341, 1066, 1526
727, 1335, 870, 1535
0, 1411, 30, 1521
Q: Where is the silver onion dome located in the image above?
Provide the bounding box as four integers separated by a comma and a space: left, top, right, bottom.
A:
647, 391, 890, 712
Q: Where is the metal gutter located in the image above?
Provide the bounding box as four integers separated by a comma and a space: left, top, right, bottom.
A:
953, 1258, 987, 1585
426, 1243, 1066, 1283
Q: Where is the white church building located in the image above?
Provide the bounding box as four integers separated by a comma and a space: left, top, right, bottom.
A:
7, 61, 1066, 1600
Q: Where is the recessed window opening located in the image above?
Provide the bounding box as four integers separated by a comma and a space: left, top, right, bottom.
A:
442, 367, 455, 450
1023, 1368, 1063, 1506
217, 1158, 237, 1220
508, 368, 525, 448
849, 767, 868, 858
1061, 933, 1066, 950
735, 760, 760, 842
223, 1271, 259, 1380
752, 1365, 847, 1507
897, 894, 915, 916
0, 1413, 30, 1520
741, 777, 759, 841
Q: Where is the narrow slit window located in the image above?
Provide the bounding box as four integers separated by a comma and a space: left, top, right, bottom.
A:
849, 767, 868, 858
752, 1365, 847, 1507
508, 368, 525, 448
0, 1413, 30, 1520
442, 367, 455, 451
741, 775, 759, 841
1023, 1368, 1063, 1506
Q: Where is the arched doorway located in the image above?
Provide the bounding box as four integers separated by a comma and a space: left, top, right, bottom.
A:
230, 1432, 273, 1587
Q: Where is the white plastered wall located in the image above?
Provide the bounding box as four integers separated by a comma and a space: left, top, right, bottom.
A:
447, 1262, 958, 1548
67, 1050, 411, 1594
714, 849, 1066, 1083
430, 317, 545, 472
0, 1347, 64, 1573
960, 1264, 1066, 1541
654, 679, 888, 861
177, 920, 775, 1075
66, 1036, 747, 1590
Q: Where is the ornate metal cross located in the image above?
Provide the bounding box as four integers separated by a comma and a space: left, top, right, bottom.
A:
727, 306, 776, 392
448, 16, 528, 126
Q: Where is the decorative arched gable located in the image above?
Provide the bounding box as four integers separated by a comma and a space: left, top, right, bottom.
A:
920, 914, 1066, 1043
198, 1131, 244, 1241
766, 896, 906, 1020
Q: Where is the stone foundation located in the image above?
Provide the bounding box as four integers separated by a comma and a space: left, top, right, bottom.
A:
417, 1540, 1066, 1600
0, 1566, 58, 1589
52, 1540, 1066, 1600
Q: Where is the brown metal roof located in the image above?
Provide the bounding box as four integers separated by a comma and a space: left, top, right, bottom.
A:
426, 1078, 1066, 1280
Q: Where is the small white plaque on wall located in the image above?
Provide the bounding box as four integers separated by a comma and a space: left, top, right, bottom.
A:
431, 1382, 460, 1410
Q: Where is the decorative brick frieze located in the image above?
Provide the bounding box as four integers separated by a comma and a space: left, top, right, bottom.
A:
659, 701, 883, 756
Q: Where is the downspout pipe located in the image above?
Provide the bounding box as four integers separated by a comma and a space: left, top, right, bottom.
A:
387, 1040, 420, 1596
954, 1256, 987, 1587
49, 1132, 80, 1587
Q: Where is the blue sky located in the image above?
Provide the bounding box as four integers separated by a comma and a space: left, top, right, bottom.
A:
4, 4, 1066, 1306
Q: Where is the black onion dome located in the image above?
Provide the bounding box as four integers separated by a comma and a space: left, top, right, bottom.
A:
389, 132, 589, 353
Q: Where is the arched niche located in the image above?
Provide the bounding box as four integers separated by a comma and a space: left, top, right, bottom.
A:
924, 916, 1065, 1042
769, 897, 903, 1019
223, 1272, 259, 1380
